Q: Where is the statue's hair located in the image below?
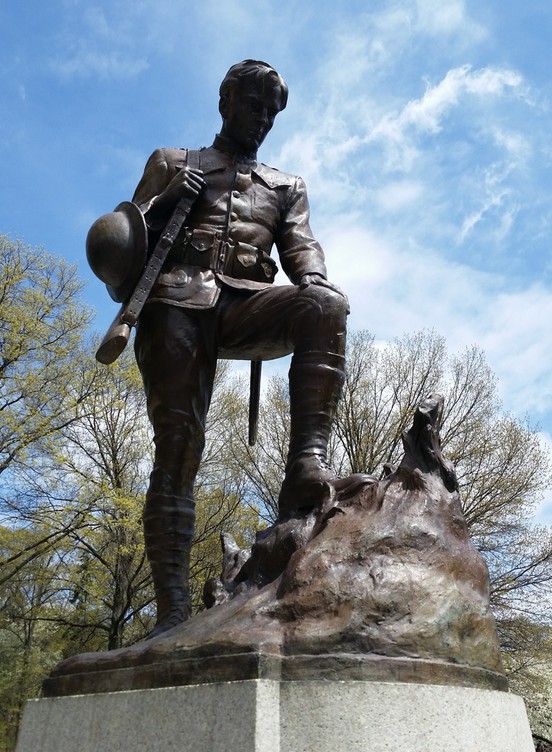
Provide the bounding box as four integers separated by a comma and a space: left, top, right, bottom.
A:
219, 60, 288, 111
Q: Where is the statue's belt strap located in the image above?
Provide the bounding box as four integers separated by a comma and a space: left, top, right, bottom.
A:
169, 229, 277, 282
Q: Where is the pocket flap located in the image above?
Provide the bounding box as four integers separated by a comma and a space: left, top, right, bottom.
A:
236, 241, 258, 268
189, 230, 216, 253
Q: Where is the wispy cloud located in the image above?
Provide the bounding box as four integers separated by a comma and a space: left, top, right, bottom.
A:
370, 65, 527, 171
51, 48, 148, 80
260, 8, 551, 443
458, 166, 511, 242
49, 2, 149, 80
5, 0, 552, 465
413, 0, 486, 40
322, 222, 552, 426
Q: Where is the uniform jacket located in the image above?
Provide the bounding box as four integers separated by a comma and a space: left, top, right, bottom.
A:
132, 135, 328, 309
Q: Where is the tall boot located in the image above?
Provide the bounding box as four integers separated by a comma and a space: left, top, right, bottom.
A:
278, 350, 373, 519
278, 350, 343, 517
143, 493, 195, 639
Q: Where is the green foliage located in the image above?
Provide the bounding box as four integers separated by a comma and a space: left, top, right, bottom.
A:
500, 619, 552, 741
11, 348, 155, 651
0, 235, 92, 478
0, 343, 260, 749
0, 526, 70, 751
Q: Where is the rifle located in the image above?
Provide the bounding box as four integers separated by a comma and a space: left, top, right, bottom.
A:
95, 158, 263, 446
95, 192, 198, 365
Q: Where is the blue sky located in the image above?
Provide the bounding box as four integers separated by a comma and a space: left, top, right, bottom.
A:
2, 1, 552, 519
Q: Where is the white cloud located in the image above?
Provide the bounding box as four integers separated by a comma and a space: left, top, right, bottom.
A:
415, 0, 465, 34
49, 1, 150, 80
414, 0, 486, 40
376, 180, 424, 212
370, 66, 527, 172
490, 127, 531, 162
326, 229, 493, 346
366, 0, 485, 53
273, 53, 534, 270
35, 0, 552, 489
51, 48, 148, 80
477, 286, 552, 414
313, 208, 552, 436
457, 153, 526, 244
458, 186, 509, 242
398, 67, 469, 133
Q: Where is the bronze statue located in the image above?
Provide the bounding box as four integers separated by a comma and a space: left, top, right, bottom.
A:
87, 60, 369, 639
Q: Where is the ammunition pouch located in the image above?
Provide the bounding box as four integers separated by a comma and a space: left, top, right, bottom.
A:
171, 228, 277, 284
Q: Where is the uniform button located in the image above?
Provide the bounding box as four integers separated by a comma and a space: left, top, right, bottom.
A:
230, 212, 238, 221
232, 190, 240, 198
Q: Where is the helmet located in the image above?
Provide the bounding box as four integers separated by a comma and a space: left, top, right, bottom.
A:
86, 201, 147, 303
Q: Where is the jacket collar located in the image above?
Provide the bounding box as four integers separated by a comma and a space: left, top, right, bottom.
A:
198, 139, 291, 188
212, 134, 257, 162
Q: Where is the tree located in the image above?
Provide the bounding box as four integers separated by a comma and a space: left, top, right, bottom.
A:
0, 235, 92, 481
0, 526, 73, 751
0, 235, 94, 749
6, 347, 155, 652
4, 315, 551, 742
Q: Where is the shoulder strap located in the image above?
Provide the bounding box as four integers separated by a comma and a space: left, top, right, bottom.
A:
187, 149, 201, 171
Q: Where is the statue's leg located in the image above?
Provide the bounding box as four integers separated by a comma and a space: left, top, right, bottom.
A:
278, 347, 346, 515
219, 284, 366, 518
276, 285, 348, 516
135, 303, 217, 638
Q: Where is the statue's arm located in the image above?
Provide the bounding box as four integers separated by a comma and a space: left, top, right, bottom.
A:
276, 177, 348, 302
275, 176, 327, 283
132, 149, 204, 231
132, 149, 172, 214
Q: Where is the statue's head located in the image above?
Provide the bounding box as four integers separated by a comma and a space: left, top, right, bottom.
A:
219, 60, 288, 153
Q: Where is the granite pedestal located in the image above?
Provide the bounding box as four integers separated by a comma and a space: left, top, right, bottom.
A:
16, 679, 534, 752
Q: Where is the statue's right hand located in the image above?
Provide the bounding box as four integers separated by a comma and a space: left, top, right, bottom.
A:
170, 166, 206, 200
159, 166, 206, 207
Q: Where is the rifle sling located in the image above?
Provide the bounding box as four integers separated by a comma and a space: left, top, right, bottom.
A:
122, 149, 201, 327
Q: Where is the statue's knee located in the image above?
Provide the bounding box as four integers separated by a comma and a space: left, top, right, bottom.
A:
301, 285, 347, 322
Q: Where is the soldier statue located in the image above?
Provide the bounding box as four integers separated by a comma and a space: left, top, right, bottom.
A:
87, 60, 368, 638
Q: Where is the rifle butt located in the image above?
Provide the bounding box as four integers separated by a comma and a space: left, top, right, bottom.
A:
95, 318, 132, 364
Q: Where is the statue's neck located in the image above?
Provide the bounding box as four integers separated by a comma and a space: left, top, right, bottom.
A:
213, 133, 257, 162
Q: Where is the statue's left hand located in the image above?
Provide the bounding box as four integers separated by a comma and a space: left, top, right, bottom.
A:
299, 273, 350, 311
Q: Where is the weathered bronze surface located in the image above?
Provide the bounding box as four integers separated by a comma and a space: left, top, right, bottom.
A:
70, 63, 508, 700
44, 395, 506, 697
43, 652, 507, 698
86, 60, 373, 640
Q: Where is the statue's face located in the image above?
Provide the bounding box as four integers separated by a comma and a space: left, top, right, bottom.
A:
220, 80, 284, 153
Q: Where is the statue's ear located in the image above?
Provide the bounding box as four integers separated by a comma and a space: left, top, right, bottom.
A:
219, 94, 229, 119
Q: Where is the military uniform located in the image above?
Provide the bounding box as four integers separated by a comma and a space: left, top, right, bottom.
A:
132, 135, 348, 635
133, 135, 328, 306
